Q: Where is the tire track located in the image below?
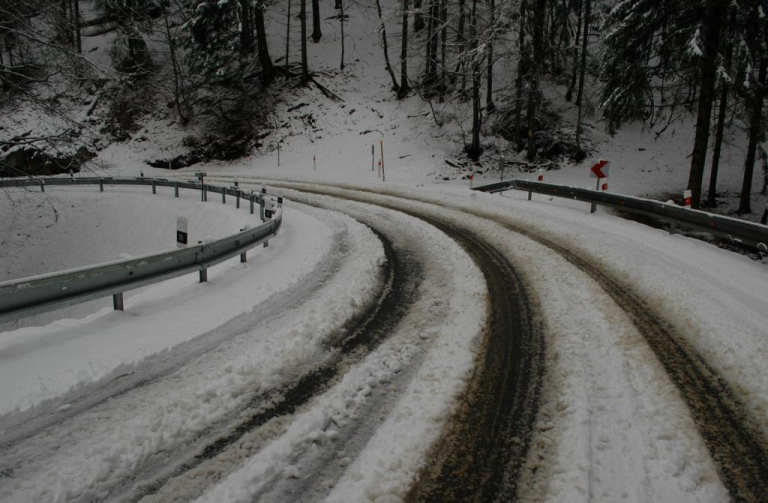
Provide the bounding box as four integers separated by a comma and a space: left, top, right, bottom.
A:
116, 225, 423, 503
261, 181, 768, 502
264, 186, 545, 503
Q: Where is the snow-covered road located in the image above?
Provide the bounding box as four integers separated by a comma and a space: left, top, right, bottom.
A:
1, 179, 767, 502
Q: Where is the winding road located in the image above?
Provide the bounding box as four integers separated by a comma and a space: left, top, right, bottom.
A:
1, 179, 767, 503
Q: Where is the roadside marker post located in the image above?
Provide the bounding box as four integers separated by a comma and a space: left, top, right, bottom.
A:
195, 172, 207, 201
380, 140, 386, 182
499, 156, 506, 182
176, 216, 188, 249
683, 190, 692, 209
371, 145, 375, 171
589, 160, 610, 214
313, 155, 317, 171
470, 172, 475, 188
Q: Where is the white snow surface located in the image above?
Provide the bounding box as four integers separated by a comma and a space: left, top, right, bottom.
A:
0, 196, 388, 502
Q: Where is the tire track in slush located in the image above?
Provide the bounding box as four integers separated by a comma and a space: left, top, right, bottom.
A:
264, 181, 768, 502
268, 187, 546, 503
120, 226, 423, 503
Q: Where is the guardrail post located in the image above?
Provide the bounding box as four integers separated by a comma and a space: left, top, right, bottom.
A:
590, 177, 600, 214
99, 178, 104, 192
250, 195, 255, 214
240, 252, 247, 262
222, 190, 226, 204
199, 267, 208, 283
528, 189, 532, 201
264, 240, 269, 248
236, 190, 240, 209
40, 180, 45, 192
152, 179, 156, 194
113, 293, 124, 311
260, 199, 265, 221
175, 182, 179, 198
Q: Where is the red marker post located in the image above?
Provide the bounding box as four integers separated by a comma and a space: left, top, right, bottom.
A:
589, 160, 610, 214
682, 190, 692, 209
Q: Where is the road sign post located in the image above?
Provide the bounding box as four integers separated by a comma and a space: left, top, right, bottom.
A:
589, 160, 610, 213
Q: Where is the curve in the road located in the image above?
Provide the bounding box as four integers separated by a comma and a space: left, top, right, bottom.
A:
121, 225, 424, 503
265, 186, 546, 503
266, 181, 768, 502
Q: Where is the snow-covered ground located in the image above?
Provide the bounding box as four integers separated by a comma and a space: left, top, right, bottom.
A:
2, 0, 768, 501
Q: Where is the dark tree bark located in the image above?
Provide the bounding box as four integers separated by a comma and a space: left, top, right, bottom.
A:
164, 9, 187, 123
687, 0, 725, 209
397, 0, 410, 98
285, 0, 291, 71
452, 0, 466, 87
565, 0, 581, 102
527, 0, 545, 162
300, 0, 309, 84
439, 0, 447, 101
486, 0, 495, 112
255, 3, 274, 85
339, 0, 345, 69
423, 0, 438, 88
738, 56, 767, 214
514, 0, 527, 151
574, 0, 590, 157
374, 0, 399, 90
239, 0, 252, 54
414, 0, 425, 31
468, 0, 481, 159
73, 0, 81, 53
707, 29, 733, 207
311, 0, 322, 43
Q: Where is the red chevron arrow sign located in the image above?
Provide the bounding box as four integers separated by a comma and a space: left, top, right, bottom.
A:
590, 160, 610, 179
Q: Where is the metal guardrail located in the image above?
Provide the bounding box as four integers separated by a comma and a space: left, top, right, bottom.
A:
0, 177, 283, 323
474, 179, 768, 251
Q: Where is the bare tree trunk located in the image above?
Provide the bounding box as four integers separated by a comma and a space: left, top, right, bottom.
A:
164, 10, 187, 123
301, 0, 309, 84
255, 3, 275, 85
453, 0, 465, 87
375, 0, 400, 90
738, 56, 767, 214
0, 41, 8, 92
286, 0, 291, 71
424, 0, 436, 88
239, 0, 252, 54
687, 0, 724, 209
514, 0, 527, 151
761, 147, 768, 196
707, 36, 733, 207
565, 0, 581, 102
468, 0, 481, 159
339, 0, 345, 69
397, 0, 410, 98
439, 0, 447, 102
574, 0, 589, 158
414, 0, 425, 31
73, 0, 81, 53
486, 0, 495, 112
527, 0, 545, 162
311, 0, 322, 43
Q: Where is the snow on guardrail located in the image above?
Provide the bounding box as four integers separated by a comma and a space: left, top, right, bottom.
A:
473, 179, 768, 252
0, 177, 283, 323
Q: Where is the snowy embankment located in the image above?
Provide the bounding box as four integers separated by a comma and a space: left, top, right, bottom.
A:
0, 192, 394, 502
0, 185, 325, 415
